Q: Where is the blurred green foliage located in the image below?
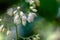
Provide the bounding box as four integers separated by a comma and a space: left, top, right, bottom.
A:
36, 0, 58, 21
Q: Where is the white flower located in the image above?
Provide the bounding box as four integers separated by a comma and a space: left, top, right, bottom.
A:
20, 11, 25, 17
29, 0, 34, 5
34, 0, 40, 6
7, 8, 14, 16
30, 6, 37, 12
2, 28, 6, 32
17, 6, 20, 10
27, 16, 33, 23
27, 12, 37, 23
29, 12, 37, 17
6, 30, 12, 36
22, 15, 27, 26
30, 4, 36, 9
0, 24, 4, 29
25, 0, 34, 5
14, 13, 21, 25
0, 24, 4, 32
30, 6, 34, 9
13, 10, 17, 15
31, 9, 37, 12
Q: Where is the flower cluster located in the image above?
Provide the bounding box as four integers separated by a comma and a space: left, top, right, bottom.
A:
25, 0, 40, 6
3, 0, 40, 40
7, 6, 37, 26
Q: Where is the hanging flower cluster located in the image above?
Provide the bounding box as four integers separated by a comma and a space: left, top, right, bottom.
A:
4, 0, 40, 40
0, 24, 14, 40
0, 18, 12, 36
6, 0, 40, 26
0, 27, 11, 36
7, 6, 37, 26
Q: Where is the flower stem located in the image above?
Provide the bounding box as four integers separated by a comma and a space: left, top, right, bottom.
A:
15, 24, 18, 40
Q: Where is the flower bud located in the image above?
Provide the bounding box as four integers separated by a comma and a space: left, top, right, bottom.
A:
7, 8, 14, 16
13, 10, 17, 15
14, 13, 21, 25
25, 0, 34, 5
22, 15, 27, 26
30, 5, 37, 12
17, 6, 20, 10
31, 9, 37, 12
30, 4, 36, 8
34, 0, 40, 6
2, 28, 6, 32
0, 24, 4, 32
20, 11, 25, 17
6, 30, 12, 36
27, 12, 36, 23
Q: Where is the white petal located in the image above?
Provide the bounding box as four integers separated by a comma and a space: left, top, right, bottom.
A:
13, 10, 17, 15
25, 0, 34, 5
27, 16, 34, 23
22, 16, 27, 26
14, 13, 21, 24
31, 9, 37, 12
0, 24, 4, 28
20, 11, 25, 17
30, 4, 36, 9
34, 0, 40, 6
27, 12, 36, 23
29, 0, 34, 5
0, 25, 3, 32
30, 6, 34, 9
17, 6, 20, 10
2, 28, 6, 32
28, 12, 37, 17
7, 8, 14, 16
28, 12, 36, 18
6, 30, 12, 36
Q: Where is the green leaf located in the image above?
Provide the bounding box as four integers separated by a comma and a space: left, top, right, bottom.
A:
36, 0, 58, 21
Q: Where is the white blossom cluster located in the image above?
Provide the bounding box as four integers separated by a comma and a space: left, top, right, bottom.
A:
0, 24, 13, 40
13, 10, 36, 26
6, 0, 40, 26
25, 0, 40, 13
0, 18, 12, 37
0, 25, 12, 36
7, 6, 37, 26
4, 0, 40, 40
